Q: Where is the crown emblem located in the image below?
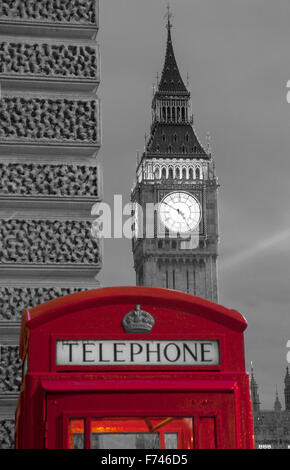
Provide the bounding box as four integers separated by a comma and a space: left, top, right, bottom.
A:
122, 305, 155, 334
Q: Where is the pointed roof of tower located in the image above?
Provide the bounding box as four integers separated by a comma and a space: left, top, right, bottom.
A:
157, 7, 189, 96
274, 386, 282, 412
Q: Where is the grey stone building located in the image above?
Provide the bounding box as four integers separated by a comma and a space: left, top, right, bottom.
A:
131, 13, 219, 301
250, 366, 290, 448
0, 0, 102, 448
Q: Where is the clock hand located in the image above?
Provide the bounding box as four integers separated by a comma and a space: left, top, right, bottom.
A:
162, 201, 184, 217
163, 201, 192, 231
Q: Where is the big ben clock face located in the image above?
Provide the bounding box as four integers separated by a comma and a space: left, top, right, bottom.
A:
159, 192, 201, 234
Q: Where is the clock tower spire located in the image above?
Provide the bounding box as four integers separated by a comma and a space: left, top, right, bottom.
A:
131, 9, 219, 302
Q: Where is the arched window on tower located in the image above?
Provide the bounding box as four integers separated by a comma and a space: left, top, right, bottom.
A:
154, 167, 160, 179
175, 167, 180, 179
196, 168, 200, 180
189, 168, 193, 179
172, 107, 176, 122
162, 107, 166, 121
167, 107, 171, 121
177, 107, 180, 122
181, 107, 185, 122
168, 168, 173, 179
182, 168, 187, 179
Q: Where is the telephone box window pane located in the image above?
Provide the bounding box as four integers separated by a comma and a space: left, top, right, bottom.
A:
90, 417, 193, 449
91, 433, 160, 449
69, 419, 84, 449
164, 433, 178, 449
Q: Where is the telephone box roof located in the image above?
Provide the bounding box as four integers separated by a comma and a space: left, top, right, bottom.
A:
20, 287, 247, 359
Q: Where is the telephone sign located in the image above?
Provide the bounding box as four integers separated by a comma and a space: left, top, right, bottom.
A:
15, 286, 255, 449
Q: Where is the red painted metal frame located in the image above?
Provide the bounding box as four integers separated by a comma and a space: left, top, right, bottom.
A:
15, 286, 254, 449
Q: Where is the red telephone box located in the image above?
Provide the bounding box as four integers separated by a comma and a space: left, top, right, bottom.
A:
15, 286, 255, 449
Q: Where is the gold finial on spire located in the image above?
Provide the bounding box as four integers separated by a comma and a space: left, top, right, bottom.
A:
165, 3, 173, 30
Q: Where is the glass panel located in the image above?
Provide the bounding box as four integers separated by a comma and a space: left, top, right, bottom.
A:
90, 417, 194, 449
91, 433, 160, 449
68, 419, 84, 449
165, 433, 178, 449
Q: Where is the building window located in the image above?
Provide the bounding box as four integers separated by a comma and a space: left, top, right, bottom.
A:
189, 168, 193, 179
162, 134, 166, 142
168, 168, 173, 178
181, 107, 185, 121
182, 168, 187, 179
161, 168, 166, 179
168, 145, 172, 153
175, 168, 180, 179
172, 241, 177, 249
196, 168, 200, 179
158, 240, 163, 249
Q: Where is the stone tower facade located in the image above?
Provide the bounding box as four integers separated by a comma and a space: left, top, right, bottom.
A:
132, 13, 219, 301
284, 367, 290, 411
0, 0, 102, 448
250, 363, 261, 414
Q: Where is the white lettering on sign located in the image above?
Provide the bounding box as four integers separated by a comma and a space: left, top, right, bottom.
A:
56, 340, 219, 366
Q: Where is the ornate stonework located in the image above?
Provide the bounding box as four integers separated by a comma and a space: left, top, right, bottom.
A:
0, 163, 99, 197
0, 419, 14, 448
0, 287, 87, 321
0, 0, 96, 25
0, 97, 99, 142
0, 41, 98, 79
0, 220, 100, 264
0, 0, 101, 447
0, 346, 21, 393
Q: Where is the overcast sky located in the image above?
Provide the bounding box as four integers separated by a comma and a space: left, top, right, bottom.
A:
97, 0, 290, 408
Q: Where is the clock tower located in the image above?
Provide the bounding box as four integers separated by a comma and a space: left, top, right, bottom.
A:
131, 11, 219, 302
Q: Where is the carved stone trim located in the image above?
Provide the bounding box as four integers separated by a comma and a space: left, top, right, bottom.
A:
0, 345, 22, 393
0, 287, 88, 321
0, 0, 98, 26
0, 39, 100, 82
0, 163, 99, 198
0, 97, 100, 144
0, 322, 20, 342
0, 416, 15, 448
0, 219, 100, 265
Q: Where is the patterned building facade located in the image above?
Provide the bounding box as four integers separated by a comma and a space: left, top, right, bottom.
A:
132, 12, 219, 301
0, 0, 101, 448
250, 366, 290, 449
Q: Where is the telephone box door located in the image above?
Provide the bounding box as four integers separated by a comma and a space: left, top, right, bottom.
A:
45, 389, 238, 449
